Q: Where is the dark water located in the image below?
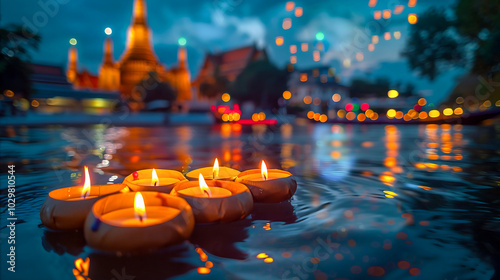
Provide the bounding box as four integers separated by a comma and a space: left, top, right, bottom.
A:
1, 122, 500, 280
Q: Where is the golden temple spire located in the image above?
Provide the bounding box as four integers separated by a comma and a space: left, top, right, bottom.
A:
102, 37, 114, 65
119, 0, 161, 98
178, 46, 187, 69
133, 0, 147, 25
67, 46, 78, 83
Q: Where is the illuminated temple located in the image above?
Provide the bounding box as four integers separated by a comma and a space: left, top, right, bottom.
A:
66, 0, 192, 111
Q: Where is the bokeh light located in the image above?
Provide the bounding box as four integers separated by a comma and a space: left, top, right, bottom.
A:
408, 13, 418, 24
388, 90, 399, 98
221, 93, 230, 102
178, 37, 187, 46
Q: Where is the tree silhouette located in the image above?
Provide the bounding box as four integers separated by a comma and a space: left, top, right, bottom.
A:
0, 24, 41, 98
229, 60, 288, 110
401, 8, 463, 81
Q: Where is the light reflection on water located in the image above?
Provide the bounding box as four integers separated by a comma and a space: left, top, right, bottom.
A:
0, 123, 499, 280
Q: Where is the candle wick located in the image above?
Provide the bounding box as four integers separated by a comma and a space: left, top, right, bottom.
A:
139, 215, 143, 222
154, 181, 158, 186
203, 190, 211, 198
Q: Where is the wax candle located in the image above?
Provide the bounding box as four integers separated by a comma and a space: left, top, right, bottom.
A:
100, 206, 180, 226
185, 158, 240, 181
40, 166, 126, 230
124, 168, 187, 193
236, 161, 297, 203
171, 174, 253, 223
84, 191, 195, 253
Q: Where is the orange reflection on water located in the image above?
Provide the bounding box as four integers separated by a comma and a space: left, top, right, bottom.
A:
73, 257, 90, 280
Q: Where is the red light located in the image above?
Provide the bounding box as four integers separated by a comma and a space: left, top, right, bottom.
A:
233, 104, 240, 110
345, 103, 353, 111
360, 103, 369, 111
237, 119, 278, 125
210, 105, 216, 111
413, 104, 422, 111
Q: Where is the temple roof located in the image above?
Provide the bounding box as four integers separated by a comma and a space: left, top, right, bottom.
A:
195, 45, 267, 83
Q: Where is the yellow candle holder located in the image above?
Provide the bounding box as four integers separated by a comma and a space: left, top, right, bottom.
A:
170, 180, 253, 223
84, 192, 195, 253
40, 184, 126, 230
123, 169, 187, 193
236, 169, 297, 203
185, 166, 240, 181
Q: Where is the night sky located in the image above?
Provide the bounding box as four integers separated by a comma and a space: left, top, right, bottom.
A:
2, 0, 460, 103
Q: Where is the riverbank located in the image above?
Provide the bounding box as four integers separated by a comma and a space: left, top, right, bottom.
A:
0, 112, 215, 127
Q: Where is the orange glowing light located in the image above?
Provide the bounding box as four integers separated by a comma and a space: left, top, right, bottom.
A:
197, 267, 211, 274
283, 90, 292, 100
408, 0, 417, 7
285, 1, 295, 11
264, 257, 274, 263
388, 90, 399, 98
394, 5, 404, 14
290, 45, 297, 54
82, 166, 91, 199
383, 9, 391, 19
301, 43, 308, 52
134, 192, 146, 222
368, 0, 377, 7
368, 44, 375, 52
300, 73, 308, 82
454, 107, 463, 115
275, 36, 284, 46
294, 7, 303, 17
290, 55, 297, 64
261, 161, 268, 180
408, 13, 418, 24
374, 11, 382, 20
213, 158, 219, 179
199, 173, 212, 197
313, 50, 320, 61
73, 257, 90, 278
257, 253, 268, 259
151, 168, 159, 186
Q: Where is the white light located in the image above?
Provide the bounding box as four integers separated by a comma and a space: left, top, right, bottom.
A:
105, 27, 112, 35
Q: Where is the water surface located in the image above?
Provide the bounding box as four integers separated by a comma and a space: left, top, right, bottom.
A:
1, 123, 499, 280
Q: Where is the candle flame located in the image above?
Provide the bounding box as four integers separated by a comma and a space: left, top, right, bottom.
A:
199, 173, 212, 197
82, 166, 91, 199
151, 168, 159, 186
261, 160, 268, 181
134, 192, 146, 222
213, 158, 219, 179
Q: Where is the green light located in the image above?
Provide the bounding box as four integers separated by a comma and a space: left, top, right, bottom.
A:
316, 32, 325, 41
69, 38, 77, 45
178, 37, 187, 46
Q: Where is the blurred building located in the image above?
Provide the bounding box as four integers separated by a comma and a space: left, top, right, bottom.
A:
66, 0, 192, 111
287, 66, 349, 106
31, 64, 119, 114
193, 45, 268, 100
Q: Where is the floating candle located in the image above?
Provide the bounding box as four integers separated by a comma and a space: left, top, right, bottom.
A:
124, 168, 186, 193
178, 174, 232, 198
171, 174, 253, 223
84, 191, 194, 253
40, 166, 126, 230
236, 161, 297, 203
185, 158, 240, 181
